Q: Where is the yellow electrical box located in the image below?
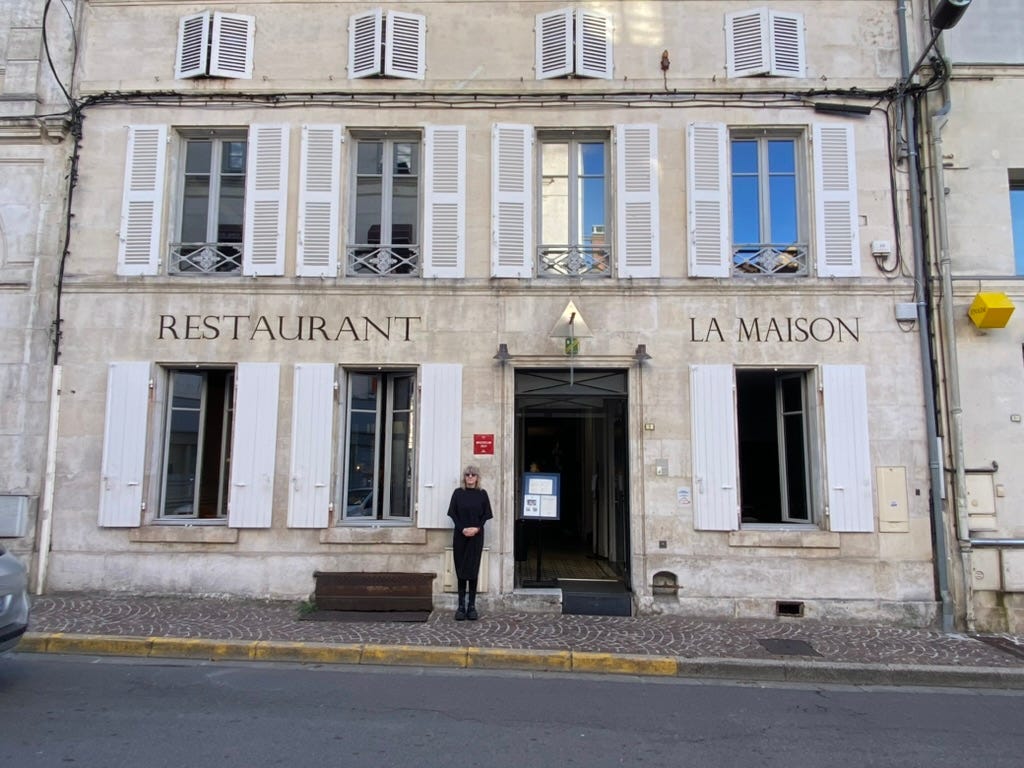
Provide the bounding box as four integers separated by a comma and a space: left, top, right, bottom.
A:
968, 292, 1015, 328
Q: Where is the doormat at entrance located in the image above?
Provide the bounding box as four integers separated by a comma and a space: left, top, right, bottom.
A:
300, 610, 431, 623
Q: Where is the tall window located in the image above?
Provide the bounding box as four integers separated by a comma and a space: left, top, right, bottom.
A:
160, 369, 234, 519
172, 133, 247, 274
736, 369, 817, 525
538, 133, 610, 277
1011, 171, 1024, 274
348, 135, 421, 276
731, 132, 806, 275
342, 371, 415, 521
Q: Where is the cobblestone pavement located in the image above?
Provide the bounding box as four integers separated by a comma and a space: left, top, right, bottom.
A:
25, 593, 1024, 670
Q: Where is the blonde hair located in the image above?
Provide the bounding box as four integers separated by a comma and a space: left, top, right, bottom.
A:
462, 465, 483, 489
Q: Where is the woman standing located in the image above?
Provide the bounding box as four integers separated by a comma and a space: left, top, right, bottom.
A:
447, 465, 493, 621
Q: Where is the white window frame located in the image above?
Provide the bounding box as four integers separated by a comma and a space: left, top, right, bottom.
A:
349, 9, 426, 80
338, 369, 418, 524
725, 8, 805, 79
690, 364, 873, 532
171, 129, 248, 276
491, 123, 659, 279
688, 121, 859, 278
175, 11, 255, 80
535, 8, 612, 80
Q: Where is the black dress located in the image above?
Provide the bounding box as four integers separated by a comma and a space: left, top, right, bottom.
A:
447, 487, 493, 580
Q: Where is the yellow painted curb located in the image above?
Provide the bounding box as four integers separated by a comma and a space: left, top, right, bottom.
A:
571, 651, 678, 676
360, 644, 468, 668
26, 633, 154, 657
468, 647, 572, 672
148, 636, 254, 660
253, 640, 363, 665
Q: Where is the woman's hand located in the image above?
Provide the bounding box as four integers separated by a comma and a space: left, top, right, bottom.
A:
462, 526, 479, 537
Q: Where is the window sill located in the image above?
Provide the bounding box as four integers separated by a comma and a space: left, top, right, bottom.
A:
320, 526, 427, 545
129, 525, 239, 544
729, 529, 839, 549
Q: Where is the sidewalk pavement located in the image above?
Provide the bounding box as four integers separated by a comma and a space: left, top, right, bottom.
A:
17, 593, 1024, 689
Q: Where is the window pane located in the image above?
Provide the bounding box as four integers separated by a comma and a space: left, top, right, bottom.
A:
579, 142, 604, 175
164, 372, 202, 516
393, 142, 419, 176
355, 179, 383, 243
768, 140, 797, 244
768, 175, 797, 243
731, 140, 758, 174
222, 141, 247, 174
580, 177, 605, 244
357, 142, 383, 175
732, 177, 760, 244
181, 176, 211, 242
346, 373, 379, 516
541, 176, 569, 244
542, 142, 569, 177
783, 413, 809, 521
185, 140, 212, 174
1011, 184, 1024, 275
387, 375, 415, 519
217, 175, 245, 244
391, 177, 418, 244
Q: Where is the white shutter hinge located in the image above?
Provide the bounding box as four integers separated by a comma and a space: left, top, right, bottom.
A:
148, 378, 154, 390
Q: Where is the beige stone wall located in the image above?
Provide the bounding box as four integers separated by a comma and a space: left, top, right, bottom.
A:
40, 1, 940, 623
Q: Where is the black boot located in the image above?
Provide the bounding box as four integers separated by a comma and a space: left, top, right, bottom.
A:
466, 582, 478, 621
455, 594, 466, 621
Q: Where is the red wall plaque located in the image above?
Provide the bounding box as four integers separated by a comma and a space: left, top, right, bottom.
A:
473, 434, 494, 455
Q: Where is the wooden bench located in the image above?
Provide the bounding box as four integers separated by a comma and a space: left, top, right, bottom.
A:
313, 571, 435, 612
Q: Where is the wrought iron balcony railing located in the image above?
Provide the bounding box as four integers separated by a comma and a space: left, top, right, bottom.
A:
346, 245, 420, 276
169, 243, 242, 275
732, 243, 808, 276
538, 245, 611, 278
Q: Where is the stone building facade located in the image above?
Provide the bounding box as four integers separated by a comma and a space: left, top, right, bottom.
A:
34, 1, 943, 624
0, 1, 76, 584
925, 0, 1024, 632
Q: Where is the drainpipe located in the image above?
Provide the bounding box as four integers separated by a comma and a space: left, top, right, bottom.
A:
929, 95, 976, 629
897, 0, 954, 631
34, 365, 61, 595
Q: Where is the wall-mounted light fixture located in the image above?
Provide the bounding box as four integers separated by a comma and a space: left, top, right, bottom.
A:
931, 0, 971, 31
634, 344, 652, 364
493, 343, 511, 364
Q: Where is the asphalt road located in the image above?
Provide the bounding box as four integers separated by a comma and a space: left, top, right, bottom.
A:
2, 654, 1023, 768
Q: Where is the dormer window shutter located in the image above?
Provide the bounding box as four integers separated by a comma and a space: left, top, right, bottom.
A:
384, 11, 426, 80
725, 9, 770, 78
176, 11, 254, 80
575, 9, 612, 80
349, 9, 383, 78
536, 8, 573, 80
768, 11, 805, 77
209, 12, 255, 79
175, 12, 210, 79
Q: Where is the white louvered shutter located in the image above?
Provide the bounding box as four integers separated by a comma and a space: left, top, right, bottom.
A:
616, 124, 659, 278
690, 365, 739, 531
118, 125, 167, 276
536, 8, 573, 79
416, 364, 463, 529
228, 363, 279, 528
726, 8, 769, 78
175, 12, 210, 79
297, 125, 342, 277
491, 124, 533, 277
822, 365, 873, 532
98, 362, 151, 527
687, 123, 730, 277
813, 124, 860, 277
769, 11, 805, 78
423, 125, 466, 278
210, 12, 254, 79
349, 9, 382, 78
384, 11, 425, 80
576, 9, 612, 80
288, 364, 335, 528
243, 124, 289, 276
